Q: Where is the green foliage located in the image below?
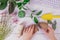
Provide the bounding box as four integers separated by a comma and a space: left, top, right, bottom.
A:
30, 10, 42, 23
23, 0, 30, 5
52, 20, 57, 30
47, 20, 57, 30
16, 0, 30, 9
24, 0, 30, 3
36, 10, 42, 16
18, 10, 25, 18
32, 10, 36, 12
0, 0, 8, 10
31, 13, 33, 18
23, 7, 28, 10
16, 2, 22, 7
9, 0, 16, 14
47, 20, 52, 24
0, 0, 8, 3
17, 0, 30, 18
34, 17, 38, 24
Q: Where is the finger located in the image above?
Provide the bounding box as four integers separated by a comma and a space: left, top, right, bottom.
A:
27, 26, 31, 32
35, 26, 39, 32
47, 27, 54, 33
33, 25, 35, 33
25, 27, 29, 32
30, 25, 34, 33
47, 27, 52, 31
21, 27, 25, 35
23, 27, 26, 33
28, 26, 32, 32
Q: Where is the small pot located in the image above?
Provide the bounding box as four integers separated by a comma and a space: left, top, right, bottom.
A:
38, 22, 48, 31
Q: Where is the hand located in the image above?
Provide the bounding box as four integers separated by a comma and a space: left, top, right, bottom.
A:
20, 25, 34, 40
43, 27, 57, 40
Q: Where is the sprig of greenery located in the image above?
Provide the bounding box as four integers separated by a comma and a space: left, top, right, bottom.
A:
36, 10, 42, 16
31, 10, 42, 23
16, 0, 30, 9
47, 20, 57, 30
16, 0, 30, 18
47, 20, 52, 24
52, 20, 57, 30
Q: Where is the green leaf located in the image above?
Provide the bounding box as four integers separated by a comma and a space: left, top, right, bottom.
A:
23, 7, 27, 10
16, 2, 22, 7
9, 0, 15, 2
0, 0, 8, 3
16, 0, 20, 1
52, 20, 57, 30
0, 0, 8, 10
18, 10, 25, 18
0, 2, 7, 10
31, 13, 33, 18
32, 10, 36, 12
52, 24, 56, 30
24, 0, 30, 3
23, 0, 30, 5
36, 10, 42, 16
9, 1, 16, 14
34, 17, 38, 24
47, 20, 52, 24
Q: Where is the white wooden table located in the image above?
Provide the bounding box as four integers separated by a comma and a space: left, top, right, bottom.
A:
0, 0, 60, 40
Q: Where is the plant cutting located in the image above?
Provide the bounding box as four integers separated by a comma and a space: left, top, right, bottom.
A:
47, 20, 57, 30
16, 0, 30, 18
38, 22, 48, 31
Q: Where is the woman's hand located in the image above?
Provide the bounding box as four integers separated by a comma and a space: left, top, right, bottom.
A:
44, 27, 57, 40
20, 25, 35, 40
